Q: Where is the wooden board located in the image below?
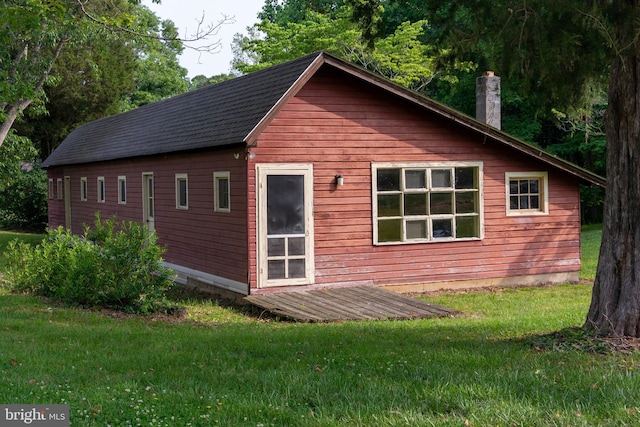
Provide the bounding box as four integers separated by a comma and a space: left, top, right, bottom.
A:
245, 287, 458, 322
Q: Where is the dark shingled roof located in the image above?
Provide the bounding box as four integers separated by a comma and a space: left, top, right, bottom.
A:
41, 52, 321, 168
41, 51, 605, 188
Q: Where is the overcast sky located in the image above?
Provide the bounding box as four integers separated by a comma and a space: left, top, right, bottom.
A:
143, 0, 265, 78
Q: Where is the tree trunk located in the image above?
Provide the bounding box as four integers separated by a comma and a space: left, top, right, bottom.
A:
0, 100, 32, 148
585, 37, 640, 337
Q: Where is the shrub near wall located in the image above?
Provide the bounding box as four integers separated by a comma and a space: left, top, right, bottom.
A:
2, 215, 175, 314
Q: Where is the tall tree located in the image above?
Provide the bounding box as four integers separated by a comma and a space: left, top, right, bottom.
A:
18, 34, 137, 158
373, 0, 637, 337
0, 0, 229, 150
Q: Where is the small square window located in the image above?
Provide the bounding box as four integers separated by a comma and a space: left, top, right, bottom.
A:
214, 172, 230, 212
505, 172, 548, 216
80, 177, 87, 201
175, 174, 188, 209
118, 176, 126, 204
97, 177, 105, 203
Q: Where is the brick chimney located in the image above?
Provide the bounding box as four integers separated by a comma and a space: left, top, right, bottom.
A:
476, 71, 501, 130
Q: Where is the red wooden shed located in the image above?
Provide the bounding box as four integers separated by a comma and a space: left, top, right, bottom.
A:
42, 51, 605, 296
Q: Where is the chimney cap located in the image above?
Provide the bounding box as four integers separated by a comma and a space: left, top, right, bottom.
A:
483, 71, 495, 77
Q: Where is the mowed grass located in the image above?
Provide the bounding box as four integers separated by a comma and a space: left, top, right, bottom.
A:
4, 225, 640, 427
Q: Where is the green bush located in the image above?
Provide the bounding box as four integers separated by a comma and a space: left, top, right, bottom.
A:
0, 133, 47, 231
2, 215, 175, 314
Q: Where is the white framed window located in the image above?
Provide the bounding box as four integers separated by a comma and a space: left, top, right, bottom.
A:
175, 174, 188, 209
57, 178, 63, 200
80, 177, 87, 201
48, 179, 54, 199
505, 172, 548, 216
214, 171, 230, 212
373, 162, 483, 244
97, 176, 105, 203
118, 176, 127, 204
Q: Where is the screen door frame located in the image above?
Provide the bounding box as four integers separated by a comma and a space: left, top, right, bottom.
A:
256, 163, 315, 288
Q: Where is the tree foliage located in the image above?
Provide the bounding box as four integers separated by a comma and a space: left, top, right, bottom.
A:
118, 6, 189, 111
233, 1, 473, 92
0, 0, 228, 150
0, 130, 46, 230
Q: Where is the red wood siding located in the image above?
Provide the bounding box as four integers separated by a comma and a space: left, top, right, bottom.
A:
247, 67, 581, 291
46, 170, 65, 228
47, 148, 249, 285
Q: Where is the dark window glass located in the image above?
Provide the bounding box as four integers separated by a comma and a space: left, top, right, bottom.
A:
432, 219, 453, 238
378, 194, 402, 217
430, 193, 453, 214
218, 178, 229, 210
377, 169, 400, 191
268, 238, 285, 257
455, 168, 475, 189
288, 259, 306, 278
178, 179, 187, 207
267, 175, 304, 235
404, 193, 427, 216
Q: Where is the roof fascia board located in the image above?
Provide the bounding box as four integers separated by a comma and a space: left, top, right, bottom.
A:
323, 55, 605, 188
244, 54, 326, 145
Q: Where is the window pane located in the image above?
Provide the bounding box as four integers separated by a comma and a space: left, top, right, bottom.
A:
432, 219, 452, 238
456, 216, 478, 238
378, 219, 402, 242
288, 237, 305, 256
519, 195, 529, 209
455, 167, 475, 189
430, 192, 453, 214
119, 180, 126, 202
510, 196, 519, 210
509, 180, 519, 194
404, 193, 427, 216
267, 175, 304, 234
519, 180, 529, 194
268, 260, 285, 279
378, 194, 401, 217
406, 220, 427, 239
530, 195, 539, 209
455, 192, 476, 214
431, 169, 451, 188
268, 238, 285, 256
377, 169, 400, 191
288, 259, 306, 279
529, 179, 539, 193
218, 178, 229, 209
405, 170, 425, 189
179, 179, 187, 206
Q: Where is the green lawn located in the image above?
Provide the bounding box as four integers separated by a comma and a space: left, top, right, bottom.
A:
4, 225, 637, 427
580, 223, 603, 280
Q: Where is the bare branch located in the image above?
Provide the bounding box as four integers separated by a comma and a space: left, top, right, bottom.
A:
76, 0, 233, 53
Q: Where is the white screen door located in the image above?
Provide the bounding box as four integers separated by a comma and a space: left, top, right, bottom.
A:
257, 164, 314, 288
